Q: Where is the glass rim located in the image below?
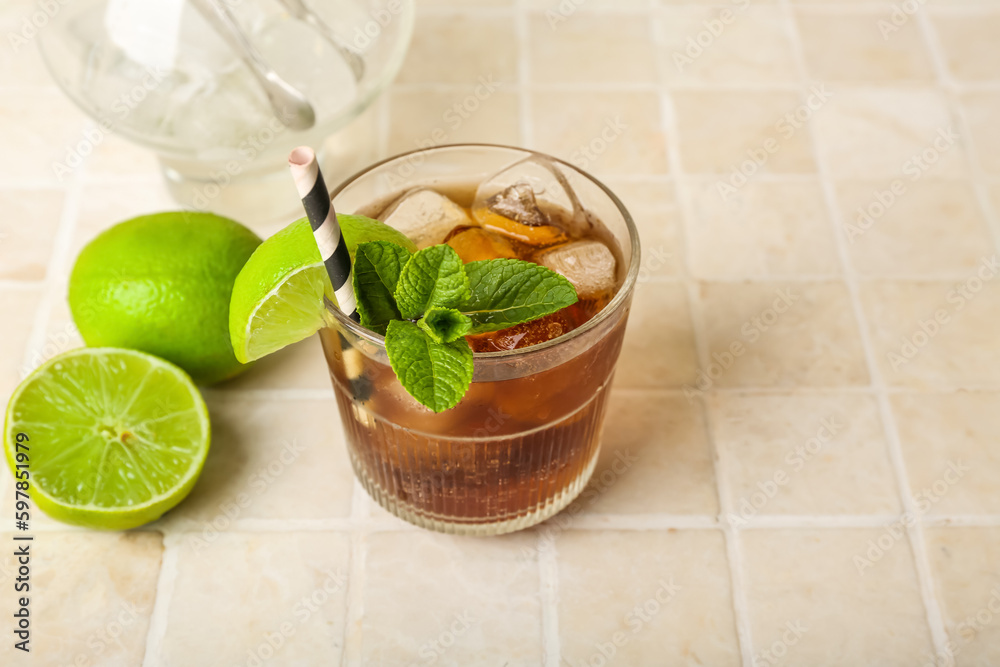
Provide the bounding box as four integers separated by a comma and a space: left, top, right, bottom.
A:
38, 0, 417, 160
325, 142, 641, 359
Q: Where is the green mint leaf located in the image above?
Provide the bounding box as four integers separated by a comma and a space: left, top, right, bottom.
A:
394, 245, 470, 320
352, 241, 411, 330
460, 258, 578, 333
384, 320, 473, 413
418, 307, 472, 344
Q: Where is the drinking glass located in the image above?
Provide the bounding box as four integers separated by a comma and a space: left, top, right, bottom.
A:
320, 144, 640, 535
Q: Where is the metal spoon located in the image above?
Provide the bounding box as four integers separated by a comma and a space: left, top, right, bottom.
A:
277, 0, 366, 81
189, 0, 316, 131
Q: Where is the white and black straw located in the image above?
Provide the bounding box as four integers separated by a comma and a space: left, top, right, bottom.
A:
288, 146, 359, 321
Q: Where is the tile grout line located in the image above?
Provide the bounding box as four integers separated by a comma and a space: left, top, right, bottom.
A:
340, 481, 370, 666
651, 12, 755, 666
515, 0, 535, 148
914, 10, 1000, 258
141, 532, 181, 667
538, 536, 561, 667
19, 167, 85, 377
912, 10, 1000, 660
20, 512, 1000, 535
779, 1, 954, 661
699, 402, 756, 667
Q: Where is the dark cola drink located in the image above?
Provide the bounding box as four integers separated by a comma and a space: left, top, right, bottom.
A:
320, 146, 639, 535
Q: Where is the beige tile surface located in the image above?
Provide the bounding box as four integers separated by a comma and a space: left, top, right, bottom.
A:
0, 6, 50, 88
0, 532, 162, 666
0, 90, 87, 184
710, 393, 901, 517
527, 0, 649, 8
813, 89, 967, 179
0, 286, 42, 398
926, 527, 1000, 666
683, 178, 840, 278
164, 532, 350, 665
162, 396, 355, 528
0, 188, 64, 281
531, 91, 670, 176
930, 11, 1000, 82
2, 2, 999, 665
614, 282, 699, 388
530, 13, 658, 84
23, 291, 84, 377
397, 11, 517, 85
85, 134, 163, 181
425, 0, 512, 6
893, 393, 1000, 515
657, 7, 798, 84
388, 88, 521, 154
837, 180, 996, 276
861, 280, 1000, 388
223, 335, 333, 391
961, 92, 1000, 175
698, 281, 870, 388
742, 529, 934, 665
583, 392, 719, 516
603, 179, 683, 278
363, 531, 542, 663
672, 90, 818, 175
558, 530, 741, 666
795, 9, 935, 82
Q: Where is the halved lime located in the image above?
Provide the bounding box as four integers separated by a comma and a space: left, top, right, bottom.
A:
3, 348, 210, 530
230, 215, 416, 363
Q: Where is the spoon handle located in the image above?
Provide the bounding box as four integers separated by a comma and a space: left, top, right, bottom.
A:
277, 0, 365, 81
189, 0, 316, 131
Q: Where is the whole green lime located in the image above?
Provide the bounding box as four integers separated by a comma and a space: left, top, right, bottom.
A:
69, 212, 262, 385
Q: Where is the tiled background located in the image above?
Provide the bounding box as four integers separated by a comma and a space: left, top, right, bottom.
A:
2, 0, 1000, 665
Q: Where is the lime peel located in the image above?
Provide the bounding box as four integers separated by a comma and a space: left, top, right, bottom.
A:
4, 348, 211, 530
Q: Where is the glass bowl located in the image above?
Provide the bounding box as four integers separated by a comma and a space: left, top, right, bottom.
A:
39, 0, 414, 222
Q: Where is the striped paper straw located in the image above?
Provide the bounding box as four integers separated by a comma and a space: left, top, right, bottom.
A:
288, 146, 359, 321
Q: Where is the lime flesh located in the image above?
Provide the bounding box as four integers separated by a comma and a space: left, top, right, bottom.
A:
230, 216, 417, 363
3, 348, 210, 530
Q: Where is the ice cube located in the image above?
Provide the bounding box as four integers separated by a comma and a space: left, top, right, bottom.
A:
475, 155, 585, 221
472, 156, 585, 247
445, 226, 517, 263
474, 183, 569, 247
486, 182, 550, 227
379, 188, 473, 249
466, 307, 588, 353
537, 240, 617, 301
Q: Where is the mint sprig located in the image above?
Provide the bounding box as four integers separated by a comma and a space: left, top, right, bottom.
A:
384, 320, 474, 414
463, 258, 578, 334
353, 240, 411, 333
395, 245, 470, 320
418, 307, 472, 344
352, 238, 579, 413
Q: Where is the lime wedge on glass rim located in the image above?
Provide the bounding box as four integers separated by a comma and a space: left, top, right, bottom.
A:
3, 348, 210, 530
229, 215, 416, 363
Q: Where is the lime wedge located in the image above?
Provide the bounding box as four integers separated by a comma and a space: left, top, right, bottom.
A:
3, 348, 210, 530
229, 215, 416, 363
